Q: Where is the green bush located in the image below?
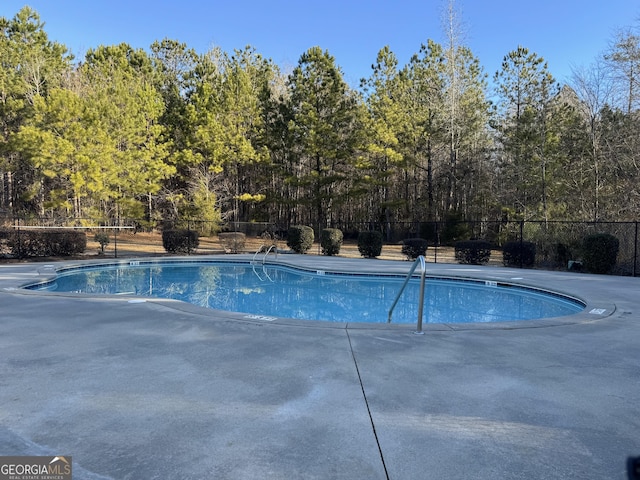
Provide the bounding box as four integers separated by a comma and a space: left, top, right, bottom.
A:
0, 228, 10, 255
320, 228, 343, 256
581, 233, 619, 274
94, 232, 110, 253
287, 225, 314, 254
502, 240, 536, 267
358, 230, 383, 258
556, 242, 573, 268
6, 229, 87, 258
401, 238, 428, 260
162, 229, 199, 254
454, 240, 491, 265
218, 232, 246, 253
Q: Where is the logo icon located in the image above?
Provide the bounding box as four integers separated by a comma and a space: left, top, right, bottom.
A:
0, 455, 72, 479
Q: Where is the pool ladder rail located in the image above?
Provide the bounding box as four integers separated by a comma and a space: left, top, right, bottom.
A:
252, 244, 278, 264
388, 255, 427, 335
251, 244, 278, 282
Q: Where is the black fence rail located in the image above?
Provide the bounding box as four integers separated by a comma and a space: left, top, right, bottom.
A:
1, 216, 638, 276
325, 219, 639, 276
210, 218, 639, 276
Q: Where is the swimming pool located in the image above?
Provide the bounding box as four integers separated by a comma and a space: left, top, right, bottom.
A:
26, 261, 584, 324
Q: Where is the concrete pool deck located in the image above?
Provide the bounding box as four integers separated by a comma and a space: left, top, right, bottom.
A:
0, 255, 638, 479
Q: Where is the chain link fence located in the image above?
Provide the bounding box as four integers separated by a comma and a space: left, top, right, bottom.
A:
1, 216, 638, 276
326, 219, 639, 276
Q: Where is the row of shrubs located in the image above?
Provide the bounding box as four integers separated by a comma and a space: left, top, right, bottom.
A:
0, 228, 200, 257
1, 227, 619, 275
282, 227, 621, 274
166, 226, 620, 274
452, 233, 619, 274
0, 229, 87, 258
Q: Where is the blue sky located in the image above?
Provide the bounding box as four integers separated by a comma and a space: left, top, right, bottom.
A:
2, 0, 639, 89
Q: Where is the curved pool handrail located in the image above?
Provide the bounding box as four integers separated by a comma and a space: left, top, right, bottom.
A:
252, 244, 278, 265
387, 255, 427, 334
252, 246, 263, 263
262, 244, 278, 264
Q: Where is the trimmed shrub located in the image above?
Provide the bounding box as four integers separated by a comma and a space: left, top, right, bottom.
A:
56, 230, 87, 256
358, 230, 383, 258
218, 232, 246, 253
581, 233, 619, 274
0, 228, 10, 255
502, 240, 536, 267
287, 225, 314, 254
320, 228, 343, 256
6, 231, 42, 258
6, 229, 87, 258
162, 229, 199, 254
401, 238, 428, 260
94, 232, 110, 253
454, 240, 491, 265
556, 242, 572, 268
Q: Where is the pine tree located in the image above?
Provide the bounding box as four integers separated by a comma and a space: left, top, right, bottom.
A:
493, 46, 559, 220
360, 46, 405, 227
286, 46, 364, 228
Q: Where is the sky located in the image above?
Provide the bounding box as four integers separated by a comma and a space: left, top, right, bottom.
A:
2, 0, 639, 89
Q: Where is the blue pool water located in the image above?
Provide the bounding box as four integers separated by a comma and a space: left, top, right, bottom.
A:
27, 262, 584, 324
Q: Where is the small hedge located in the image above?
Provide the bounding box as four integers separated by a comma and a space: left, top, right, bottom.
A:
454, 240, 491, 265
502, 240, 536, 267
162, 229, 199, 254
320, 228, 343, 256
218, 232, 246, 253
401, 238, 428, 260
5, 229, 87, 258
94, 232, 110, 253
0, 228, 12, 255
358, 230, 383, 258
582, 233, 619, 274
287, 225, 314, 254
556, 242, 573, 268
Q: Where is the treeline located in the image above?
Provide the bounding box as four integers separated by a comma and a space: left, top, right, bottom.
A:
1, 6, 640, 231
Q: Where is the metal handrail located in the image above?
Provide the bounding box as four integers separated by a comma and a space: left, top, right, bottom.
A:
252, 263, 274, 282
252, 246, 264, 263
387, 255, 427, 335
252, 244, 278, 264
262, 244, 278, 264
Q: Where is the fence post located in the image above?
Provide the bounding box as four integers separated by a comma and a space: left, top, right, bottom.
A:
187, 219, 191, 255
434, 222, 439, 264
16, 217, 21, 258
519, 220, 525, 268
114, 224, 118, 258
634, 221, 638, 277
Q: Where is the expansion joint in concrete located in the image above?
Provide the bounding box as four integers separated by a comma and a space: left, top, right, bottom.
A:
346, 329, 390, 480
